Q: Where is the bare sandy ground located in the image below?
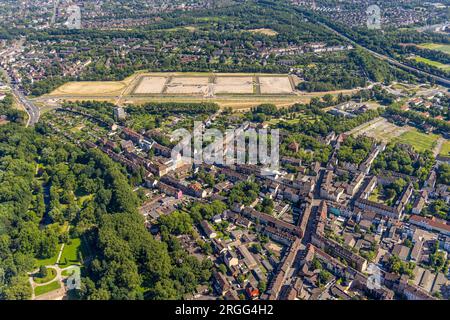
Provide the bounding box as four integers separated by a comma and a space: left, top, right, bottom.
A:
133, 76, 167, 94
168, 76, 210, 86
349, 117, 411, 142
51, 81, 127, 96
165, 85, 208, 94
214, 76, 254, 94
259, 76, 293, 94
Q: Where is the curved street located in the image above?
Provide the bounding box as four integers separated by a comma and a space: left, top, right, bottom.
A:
12, 87, 40, 126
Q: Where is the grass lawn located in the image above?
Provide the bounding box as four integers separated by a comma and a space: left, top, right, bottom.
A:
58, 238, 82, 268
61, 269, 75, 277
34, 280, 61, 296
35, 252, 59, 268
33, 267, 57, 284
418, 43, 450, 55
393, 130, 439, 153
440, 140, 450, 157
368, 186, 394, 205
411, 56, 450, 71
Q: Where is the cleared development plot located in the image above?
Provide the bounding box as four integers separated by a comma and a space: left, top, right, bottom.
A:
259, 76, 294, 94
48, 73, 296, 98
43, 72, 367, 110
165, 76, 209, 94
214, 76, 254, 94
165, 85, 208, 94
133, 76, 167, 94
168, 76, 209, 86
350, 118, 411, 142
350, 118, 441, 153
50, 81, 127, 96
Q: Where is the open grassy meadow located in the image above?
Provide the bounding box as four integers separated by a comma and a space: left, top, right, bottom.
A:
411, 56, 450, 71
393, 130, 439, 153
439, 140, 450, 157
418, 43, 450, 55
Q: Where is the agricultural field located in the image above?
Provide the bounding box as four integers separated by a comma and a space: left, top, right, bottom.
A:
418, 43, 450, 55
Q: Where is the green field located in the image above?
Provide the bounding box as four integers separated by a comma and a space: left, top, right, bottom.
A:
411, 56, 450, 71
58, 238, 82, 268
393, 130, 439, 153
34, 280, 61, 296
419, 43, 450, 55
61, 269, 75, 277
33, 267, 57, 284
440, 140, 450, 157
35, 252, 59, 268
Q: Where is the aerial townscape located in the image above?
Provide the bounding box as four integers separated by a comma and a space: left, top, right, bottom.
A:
0, 0, 449, 304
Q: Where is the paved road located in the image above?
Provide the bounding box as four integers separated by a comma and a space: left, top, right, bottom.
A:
317, 21, 450, 88
13, 88, 40, 126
